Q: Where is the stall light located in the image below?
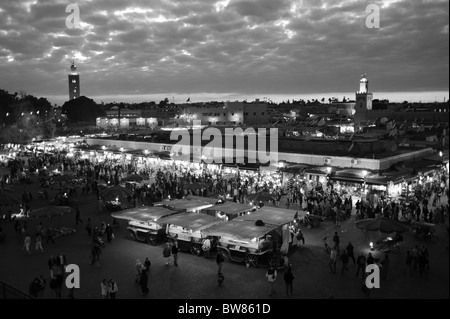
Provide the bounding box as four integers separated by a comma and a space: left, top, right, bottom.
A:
115, 197, 119, 202
370, 242, 374, 250
326, 167, 332, 174
362, 170, 368, 177
102, 146, 106, 150
439, 151, 443, 157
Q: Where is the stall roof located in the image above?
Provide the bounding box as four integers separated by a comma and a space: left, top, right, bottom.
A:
111, 206, 180, 222
156, 199, 214, 212
236, 206, 304, 226
203, 220, 279, 242
158, 212, 225, 232
204, 202, 256, 216
184, 195, 221, 205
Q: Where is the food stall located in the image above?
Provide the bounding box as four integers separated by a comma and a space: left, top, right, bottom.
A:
203, 220, 282, 268
111, 206, 182, 245
158, 212, 225, 255
201, 201, 257, 221
155, 199, 215, 213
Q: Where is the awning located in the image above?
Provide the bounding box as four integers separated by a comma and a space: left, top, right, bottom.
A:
184, 195, 221, 205
158, 212, 225, 232
203, 220, 279, 242
111, 206, 181, 222
236, 206, 304, 226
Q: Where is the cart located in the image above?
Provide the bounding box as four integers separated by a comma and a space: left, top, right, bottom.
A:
158, 212, 225, 255
411, 221, 437, 242
111, 206, 182, 245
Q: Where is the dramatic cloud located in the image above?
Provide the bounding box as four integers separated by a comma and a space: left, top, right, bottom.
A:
0, 0, 448, 103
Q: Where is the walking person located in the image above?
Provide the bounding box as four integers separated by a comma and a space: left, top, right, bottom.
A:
23, 234, 31, 255
144, 257, 151, 272
75, 206, 83, 225
108, 279, 118, 299
283, 264, 295, 296
266, 266, 277, 297
329, 247, 337, 274
85, 218, 92, 236
135, 259, 143, 283
216, 250, 225, 273
101, 279, 109, 299
139, 269, 149, 297
163, 242, 171, 266
35, 233, 44, 253
332, 232, 340, 253
172, 241, 179, 267
356, 252, 367, 279
218, 272, 225, 287
340, 249, 349, 274
346, 242, 355, 264
403, 250, 413, 276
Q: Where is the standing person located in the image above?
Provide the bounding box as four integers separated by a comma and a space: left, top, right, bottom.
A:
346, 242, 355, 264
139, 269, 149, 297
23, 234, 31, 255
105, 224, 113, 243
57, 251, 67, 270
101, 279, 109, 299
135, 259, 143, 283
163, 242, 172, 266
340, 249, 349, 274
356, 252, 367, 279
332, 232, 340, 252
216, 250, 225, 273
85, 218, 92, 236
45, 227, 55, 244
144, 257, 151, 272
367, 253, 375, 265
283, 264, 295, 296
108, 279, 118, 299
35, 233, 44, 253
411, 245, 419, 272
172, 241, 179, 267
329, 247, 337, 274
265, 266, 277, 297
75, 206, 83, 225
403, 250, 413, 276
296, 229, 305, 247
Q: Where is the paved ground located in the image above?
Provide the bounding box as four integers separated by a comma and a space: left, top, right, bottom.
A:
0, 169, 448, 299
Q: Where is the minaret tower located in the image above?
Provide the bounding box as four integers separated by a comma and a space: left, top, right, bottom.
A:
68, 61, 80, 100
355, 73, 373, 111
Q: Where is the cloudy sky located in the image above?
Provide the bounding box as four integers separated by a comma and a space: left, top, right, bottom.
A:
0, 0, 448, 104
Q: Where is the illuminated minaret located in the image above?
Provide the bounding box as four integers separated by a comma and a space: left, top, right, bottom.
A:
355, 73, 373, 111
68, 61, 80, 100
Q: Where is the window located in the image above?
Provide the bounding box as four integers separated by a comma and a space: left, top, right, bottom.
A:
244, 113, 248, 116
202, 113, 209, 116
262, 112, 265, 115
254, 112, 256, 116
72, 80, 77, 83
223, 113, 226, 116
232, 113, 235, 116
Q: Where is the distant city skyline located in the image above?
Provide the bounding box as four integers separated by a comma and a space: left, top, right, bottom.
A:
0, 0, 448, 103
43, 91, 449, 106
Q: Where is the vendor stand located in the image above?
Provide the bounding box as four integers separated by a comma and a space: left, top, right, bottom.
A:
111, 206, 182, 245
158, 212, 225, 255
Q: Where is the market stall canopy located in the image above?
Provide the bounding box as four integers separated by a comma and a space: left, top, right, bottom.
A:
111, 206, 180, 222
100, 185, 134, 201
29, 206, 72, 218
204, 202, 256, 216
184, 195, 221, 205
158, 212, 225, 232
236, 207, 304, 227
156, 199, 214, 212
355, 217, 410, 233
203, 220, 279, 242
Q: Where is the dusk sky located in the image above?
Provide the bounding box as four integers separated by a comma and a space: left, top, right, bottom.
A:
0, 0, 448, 105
